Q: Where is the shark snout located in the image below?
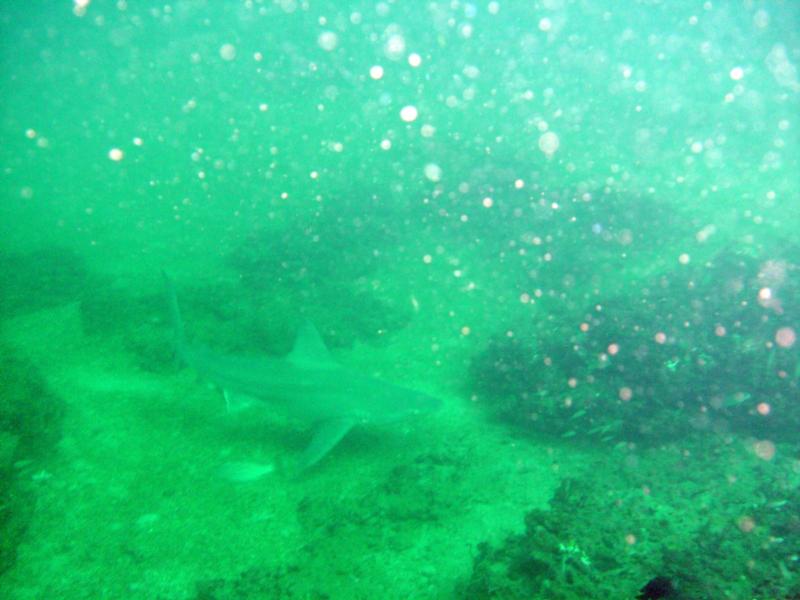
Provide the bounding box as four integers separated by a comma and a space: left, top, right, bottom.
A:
412, 390, 443, 413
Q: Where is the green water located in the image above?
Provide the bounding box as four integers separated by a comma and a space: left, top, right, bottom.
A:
1, 1, 798, 598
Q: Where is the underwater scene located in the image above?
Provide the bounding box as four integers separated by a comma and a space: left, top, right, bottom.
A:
1, 1, 799, 598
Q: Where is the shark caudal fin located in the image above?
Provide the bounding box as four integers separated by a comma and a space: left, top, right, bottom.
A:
161, 270, 188, 362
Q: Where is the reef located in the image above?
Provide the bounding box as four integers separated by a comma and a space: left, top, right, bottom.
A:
459, 443, 800, 599
225, 209, 413, 349
0, 247, 102, 317
467, 244, 800, 444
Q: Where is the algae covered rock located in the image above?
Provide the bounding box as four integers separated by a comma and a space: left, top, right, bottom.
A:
0, 247, 101, 317
0, 345, 65, 574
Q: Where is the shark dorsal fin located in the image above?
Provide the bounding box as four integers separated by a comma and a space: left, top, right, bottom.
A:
289, 320, 334, 365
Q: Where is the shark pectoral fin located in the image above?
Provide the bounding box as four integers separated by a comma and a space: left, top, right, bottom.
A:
298, 418, 355, 470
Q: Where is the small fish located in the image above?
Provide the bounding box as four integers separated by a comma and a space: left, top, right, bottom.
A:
410, 294, 420, 312
723, 391, 751, 408
218, 461, 275, 482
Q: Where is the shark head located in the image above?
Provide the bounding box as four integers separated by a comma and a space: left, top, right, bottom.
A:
369, 382, 442, 424
407, 387, 443, 414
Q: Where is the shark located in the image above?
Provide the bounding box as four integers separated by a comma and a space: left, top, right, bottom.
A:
162, 272, 441, 470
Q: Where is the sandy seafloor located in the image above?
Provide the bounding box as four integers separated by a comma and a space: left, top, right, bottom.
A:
0, 268, 583, 599
1, 251, 797, 600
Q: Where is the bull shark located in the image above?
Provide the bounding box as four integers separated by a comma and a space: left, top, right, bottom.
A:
162, 272, 441, 470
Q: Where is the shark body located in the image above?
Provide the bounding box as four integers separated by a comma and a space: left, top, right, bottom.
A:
163, 273, 441, 469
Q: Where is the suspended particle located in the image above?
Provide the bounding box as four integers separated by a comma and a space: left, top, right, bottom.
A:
538, 131, 559, 156
399, 105, 418, 122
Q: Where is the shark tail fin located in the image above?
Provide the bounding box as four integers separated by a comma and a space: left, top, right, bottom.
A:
161, 270, 188, 361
